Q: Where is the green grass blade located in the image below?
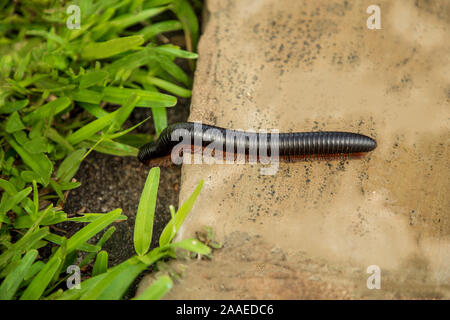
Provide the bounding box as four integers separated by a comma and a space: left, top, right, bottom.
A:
23, 97, 71, 123
20, 256, 62, 300
102, 87, 177, 108
0, 250, 38, 300
109, 93, 139, 133
66, 209, 122, 254
151, 107, 167, 136
44, 233, 100, 253
66, 112, 116, 145
92, 251, 108, 276
156, 54, 191, 87
134, 167, 160, 256
171, 0, 199, 50
109, 7, 169, 31
56, 148, 86, 182
81, 35, 144, 60
6, 136, 53, 186
0, 227, 50, 269
155, 45, 198, 59
79, 138, 139, 157
5, 111, 25, 133
80, 257, 146, 300
0, 187, 32, 215
133, 275, 172, 300
171, 238, 211, 255
0, 178, 18, 195
139, 20, 182, 40
79, 226, 116, 268
159, 180, 204, 246
79, 71, 109, 89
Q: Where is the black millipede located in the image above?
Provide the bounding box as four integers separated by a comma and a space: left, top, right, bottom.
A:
138, 122, 377, 167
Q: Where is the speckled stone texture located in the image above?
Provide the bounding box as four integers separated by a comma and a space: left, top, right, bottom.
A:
137, 0, 449, 299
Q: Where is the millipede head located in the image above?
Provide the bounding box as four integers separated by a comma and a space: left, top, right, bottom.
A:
138, 142, 159, 164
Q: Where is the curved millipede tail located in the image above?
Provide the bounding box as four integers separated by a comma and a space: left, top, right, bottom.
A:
138, 122, 377, 166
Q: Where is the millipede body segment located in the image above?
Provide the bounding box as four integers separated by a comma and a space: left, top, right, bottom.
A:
138, 122, 377, 166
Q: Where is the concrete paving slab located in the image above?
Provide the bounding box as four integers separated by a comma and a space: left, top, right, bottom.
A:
137, 0, 449, 299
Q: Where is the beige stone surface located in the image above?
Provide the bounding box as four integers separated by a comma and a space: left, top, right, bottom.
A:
138, 0, 450, 299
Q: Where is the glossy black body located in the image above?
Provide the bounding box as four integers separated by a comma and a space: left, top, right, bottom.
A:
138, 122, 377, 163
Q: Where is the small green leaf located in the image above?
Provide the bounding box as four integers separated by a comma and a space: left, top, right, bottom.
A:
23, 137, 48, 154
79, 227, 116, 269
81, 35, 144, 60
109, 7, 169, 31
103, 47, 157, 75
138, 20, 183, 40
44, 233, 99, 253
156, 54, 191, 87
0, 178, 18, 195
0, 250, 38, 300
66, 209, 122, 254
155, 45, 198, 59
79, 103, 109, 118
67, 213, 127, 223
159, 180, 204, 246
135, 71, 191, 98
81, 256, 147, 300
171, 238, 211, 255
79, 71, 109, 89
56, 148, 86, 182
0, 227, 49, 269
92, 251, 108, 276
109, 93, 139, 133
79, 138, 139, 157
20, 256, 62, 300
133, 275, 173, 300
0, 99, 29, 114
5, 111, 25, 133
102, 87, 177, 108
24, 261, 45, 282
171, 0, 199, 50
66, 112, 116, 145
0, 187, 32, 215
134, 167, 160, 256
6, 136, 53, 186
151, 107, 167, 136
70, 89, 103, 104
139, 20, 183, 40
23, 97, 71, 123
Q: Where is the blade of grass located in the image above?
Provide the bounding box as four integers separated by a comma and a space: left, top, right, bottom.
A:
159, 180, 204, 246
102, 87, 177, 108
171, 238, 211, 255
81, 35, 144, 60
134, 167, 160, 256
79, 71, 109, 89
138, 20, 182, 40
92, 251, 108, 276
133, 275, 172, 300
5, 135, 53, 186
66, 209, 122, 254
0, 249, 38, 300
80, 256, 146, 300
66, 112, 116, 145
20, 256, 62, 300
56, 148, 86, 182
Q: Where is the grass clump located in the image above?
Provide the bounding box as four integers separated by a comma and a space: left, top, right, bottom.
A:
0, 0, 203, 300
